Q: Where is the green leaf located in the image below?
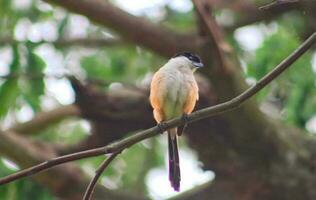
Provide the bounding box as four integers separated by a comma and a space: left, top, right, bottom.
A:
0, 45, 20, 118
23, 43, 46, 112
57, 15, 69, 37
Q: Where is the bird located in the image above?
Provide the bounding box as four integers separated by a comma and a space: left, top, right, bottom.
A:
149, 52, 203, 191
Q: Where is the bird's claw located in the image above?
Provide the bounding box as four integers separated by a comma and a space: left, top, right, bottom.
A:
182, 114, 190, 124
158, 122, 167, 134
178, 114, 190, 136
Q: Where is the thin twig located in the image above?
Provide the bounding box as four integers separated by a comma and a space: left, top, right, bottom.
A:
0, 37, 122, 48
259, 0, 299, 10
0, 32, 314, 186
8, 105, 80, 134
83, 151, 121, 200
0, 73, 68, 80
0, 73, 138, 89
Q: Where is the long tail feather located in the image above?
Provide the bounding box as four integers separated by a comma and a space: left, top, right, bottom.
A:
168, 128, 180, 191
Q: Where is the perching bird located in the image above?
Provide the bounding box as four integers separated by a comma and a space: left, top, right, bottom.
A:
149, 52, 203, 191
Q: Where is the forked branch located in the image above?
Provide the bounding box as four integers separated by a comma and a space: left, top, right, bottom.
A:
0, 32, 315, 197
83, 151, 121, 200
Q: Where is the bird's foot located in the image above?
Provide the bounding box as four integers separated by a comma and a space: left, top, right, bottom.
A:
157, 122, 167, 134
178, 114, 190, 136
182, 113, 190, 123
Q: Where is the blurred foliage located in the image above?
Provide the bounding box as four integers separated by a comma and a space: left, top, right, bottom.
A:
0, 0, 315, 199
0, 159, 54, 200
247, 27, 315, 127
0, 43, 46, 118
79, 138, 164, 195
80, 47, 158, 84
0, 45, 20, 118
34, 119, 87, 144
23, 43, 45, 111
162, 6, 195, 32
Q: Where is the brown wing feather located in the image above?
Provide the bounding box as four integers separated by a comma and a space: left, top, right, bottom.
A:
183, 81, 199, 114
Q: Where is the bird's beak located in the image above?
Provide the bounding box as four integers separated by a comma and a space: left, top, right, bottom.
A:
193, 62, 204, 68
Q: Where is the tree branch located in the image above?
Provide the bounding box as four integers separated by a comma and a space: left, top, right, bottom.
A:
83, 151, 121, 200
193, 0, 232, 72
0, 37, 123, 48
259, 0, 299, 10
0, 130, 145, 200
0, 31, 314, 186
43, 0, 200, 57
8, 104, 81, 135
209, 0, 314, 32
0, 73, 137, 90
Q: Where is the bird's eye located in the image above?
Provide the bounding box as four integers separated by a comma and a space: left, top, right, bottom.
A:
189, 56, 199, 63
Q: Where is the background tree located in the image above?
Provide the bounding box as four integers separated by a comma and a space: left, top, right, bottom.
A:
0, 0, 315, 199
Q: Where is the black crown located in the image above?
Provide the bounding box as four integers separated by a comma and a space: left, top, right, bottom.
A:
173, 52, 201, 63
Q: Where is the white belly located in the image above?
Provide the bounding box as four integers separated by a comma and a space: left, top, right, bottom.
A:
161, 70, 190, 119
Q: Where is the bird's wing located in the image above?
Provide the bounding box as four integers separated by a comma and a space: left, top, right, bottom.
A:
150, 71, 163, 109
183, 80, 199, 114
150, 71, 166, 122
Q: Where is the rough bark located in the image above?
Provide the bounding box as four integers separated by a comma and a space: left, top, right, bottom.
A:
44, 0, 201, 57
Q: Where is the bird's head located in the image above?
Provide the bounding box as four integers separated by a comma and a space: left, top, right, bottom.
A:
173, 52, 204, 71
